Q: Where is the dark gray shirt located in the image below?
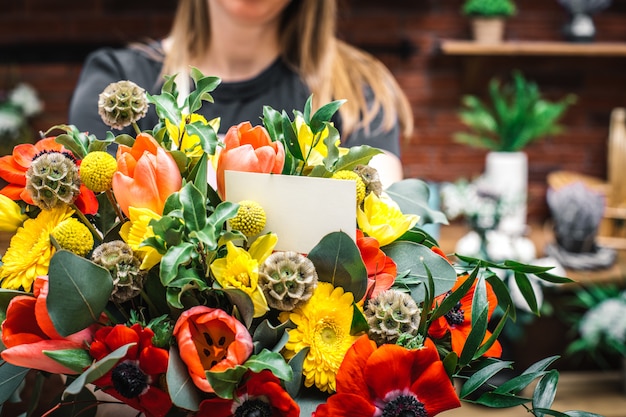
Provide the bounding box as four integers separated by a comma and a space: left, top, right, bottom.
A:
69, 43, 400, 156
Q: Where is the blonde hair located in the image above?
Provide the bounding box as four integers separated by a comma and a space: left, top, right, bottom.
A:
164, 0, 413, 139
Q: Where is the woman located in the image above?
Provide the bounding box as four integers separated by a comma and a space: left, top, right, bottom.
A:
69, 0, 413, 186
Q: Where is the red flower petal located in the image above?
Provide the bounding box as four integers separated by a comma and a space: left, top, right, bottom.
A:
315, 393, 377, 417
364, 343, 415, 400
410, 360, 461, 416
335, 335, 375, 398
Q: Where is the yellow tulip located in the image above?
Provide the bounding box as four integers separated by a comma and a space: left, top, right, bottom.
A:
0, 194, 27, 232
357, 193, 419, 246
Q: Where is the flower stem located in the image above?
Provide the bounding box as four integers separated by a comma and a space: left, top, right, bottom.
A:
105, 190, 126, 222
140, 289, 159, 315
132, 122, 142, 136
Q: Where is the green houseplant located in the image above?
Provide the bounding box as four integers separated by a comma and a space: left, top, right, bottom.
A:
462, 0, 517, 43
454, 71, 576, 152
454, 71, 575, 235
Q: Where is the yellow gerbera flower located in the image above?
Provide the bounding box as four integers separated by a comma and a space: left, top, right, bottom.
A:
210, 233, 277, 318
357, 192, 420, 246
0, 194, 27, 232
0, 206, 73, 292
281, 282, 360, 393
295, 115, 348, 167
166, 113, 220, 158
119, 206, 163, 270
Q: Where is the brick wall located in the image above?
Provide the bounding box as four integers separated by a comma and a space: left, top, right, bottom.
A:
2, 0, 626, 222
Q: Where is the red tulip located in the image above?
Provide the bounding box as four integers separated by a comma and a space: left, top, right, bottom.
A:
89, 323, 172, 417
216, 121, 285, 199
0, 137, 98, 214
173, 305, 254, 393
112, 133, 182, 216
314, 335, 460, 417
356, 230, 397, 301
1, 276, 97, 374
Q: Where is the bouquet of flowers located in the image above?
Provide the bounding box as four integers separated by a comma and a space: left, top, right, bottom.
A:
0, 71, 600, 417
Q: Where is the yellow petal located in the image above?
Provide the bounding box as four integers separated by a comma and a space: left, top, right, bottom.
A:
248, 233, 278, 264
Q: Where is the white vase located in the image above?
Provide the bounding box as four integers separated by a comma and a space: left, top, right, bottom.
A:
484, 151, 528, 236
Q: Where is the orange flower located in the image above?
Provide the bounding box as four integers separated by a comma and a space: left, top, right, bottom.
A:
429, 274, 503, 358
216, 121, 285, 199
112, 133, 182, 216
0, 137, 98, 214
173, 305, 254, 393
356, 230, 397, 301
1, 276, 97, 374
314, 335, 460, 417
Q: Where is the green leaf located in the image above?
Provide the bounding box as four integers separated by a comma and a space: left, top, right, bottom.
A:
474, 392, 532, 408
386, 179, 449, 225
47, 251, 114, 336
532, 370, 559, 415
384, 241, 457, 302
206, 366, 248, 399
430, 268, 478, 322
167, 346, 201, 412
0, 362, 29, 404
186, 121, 219, 156
350, 303, 369, 335
459, 279, 489, 366
330, 145, 381, 174
397, 227, 439, 248
253, 319, 294, 353
460, 360, 513, 398
514, 271, 539, 315
310, 99, 345, 133
307, 231, 368, 301
245, 349, 293, 381
160, 242, 196, 286
180, 183, 208, 232
222, 288, 255, 329
442, 351, 459, 378
494, 371, 545, 395
43, 349, 93, 374
63, 343, 135, 398
285, 347, 309, 398
147, 91, 181, 127
522, 356, 560, 375
486, 271, 517, 322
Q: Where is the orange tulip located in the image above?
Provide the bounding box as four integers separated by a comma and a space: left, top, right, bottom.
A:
173, 305, 254, 393
112, 133, 182, 216
1, 276, 97, 374
216, 121, 285, 199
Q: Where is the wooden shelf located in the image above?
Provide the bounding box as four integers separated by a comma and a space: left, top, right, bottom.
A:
439, 39, 626, 56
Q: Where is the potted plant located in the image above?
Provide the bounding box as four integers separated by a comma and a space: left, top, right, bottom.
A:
454, 71, 576, 235
462, 0, 517, 43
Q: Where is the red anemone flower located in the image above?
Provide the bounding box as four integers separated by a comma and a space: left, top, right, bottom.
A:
428, 274, 503, 358
173, 305, 254, 393
89, 324, 171, 417
0, 137, 98, 214
196, 370, 300, 417
356, 229, 397, 301
314, 335, 460, 417
1, 276, 97, 374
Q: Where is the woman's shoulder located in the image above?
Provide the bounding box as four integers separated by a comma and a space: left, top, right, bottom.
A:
81, 41, 164, 86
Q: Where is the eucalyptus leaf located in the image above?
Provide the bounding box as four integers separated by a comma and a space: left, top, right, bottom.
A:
47, 251, 114, 337
0, 362, 29, 404
285, 347, 309, 398
222, 288, 255, 329
252, 319, 294, 353
206, 366, 248, 399
384, 241, 457, 302
307, 231, 368, 301
245, 349, 293, 381
386, 179, 448, 225
167, 347, 201, 412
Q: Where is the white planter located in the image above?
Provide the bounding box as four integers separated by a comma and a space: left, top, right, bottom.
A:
484, 151, 528, 236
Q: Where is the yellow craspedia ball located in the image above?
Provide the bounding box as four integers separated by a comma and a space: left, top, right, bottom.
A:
52, 218, 94, 257
229, 200, 266, 237
332, 170, 366, 204
80, 151, 117, 192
